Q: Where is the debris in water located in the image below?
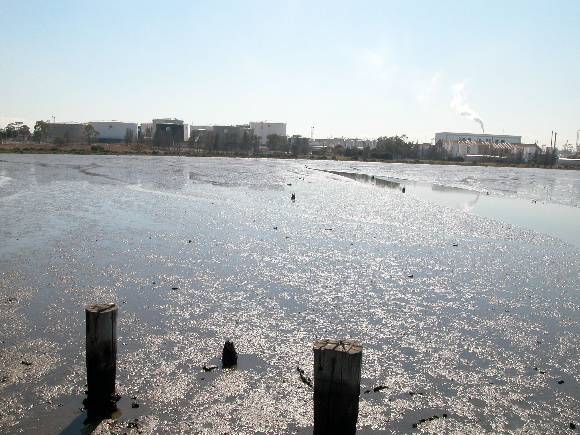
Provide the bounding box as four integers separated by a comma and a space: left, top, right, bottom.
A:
296, 367, 313, 388
557, 380, 564, 384
365, 385, 388, 393
21, 360, 32, 366
203, 364, 217, 372
131, 402, 139, 408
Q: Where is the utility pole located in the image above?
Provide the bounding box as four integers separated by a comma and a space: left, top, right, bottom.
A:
554, 132, 557, 149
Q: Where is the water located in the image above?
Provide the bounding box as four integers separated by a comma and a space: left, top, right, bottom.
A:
0, 154, 578, 434
317, 169, 580, 248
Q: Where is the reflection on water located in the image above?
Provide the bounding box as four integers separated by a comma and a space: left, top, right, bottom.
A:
0, 155, 578, 434
324, 169, 580, 248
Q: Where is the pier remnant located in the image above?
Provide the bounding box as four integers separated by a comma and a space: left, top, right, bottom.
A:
222, 340, 238, 368
86, 303, 118, 407
313, 339, 362, 435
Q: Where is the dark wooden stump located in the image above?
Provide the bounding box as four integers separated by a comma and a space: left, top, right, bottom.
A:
85, 303, 118, 408
313, 339, 362, 435
222, 340, 238, 368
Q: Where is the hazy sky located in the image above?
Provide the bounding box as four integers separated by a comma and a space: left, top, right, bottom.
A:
1, 0, 579, 145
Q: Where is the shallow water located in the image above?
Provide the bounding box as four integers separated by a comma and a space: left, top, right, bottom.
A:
0, 155, 578, 434
318, 169, 580, 248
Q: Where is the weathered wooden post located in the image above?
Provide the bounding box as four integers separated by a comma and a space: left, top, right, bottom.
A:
313, 339, 362, 435
85, 303, 118, 408
222, 340, 238, 368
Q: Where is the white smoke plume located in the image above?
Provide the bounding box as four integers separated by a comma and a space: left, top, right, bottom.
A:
451, 82, 484, 133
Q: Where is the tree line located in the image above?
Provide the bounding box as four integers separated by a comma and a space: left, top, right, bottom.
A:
187, 132, 311, 156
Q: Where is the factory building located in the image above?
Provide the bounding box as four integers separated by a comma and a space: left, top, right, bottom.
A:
435, 131, 539, 161
89, 121, 138, 143
152, 118, 189, 147
249, 122, 286, 145
435, 132, 521, 145
212, 125, 254, 148
44, 123, 86, 143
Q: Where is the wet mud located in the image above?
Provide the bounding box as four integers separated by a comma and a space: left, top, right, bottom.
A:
0, 155, 578, 433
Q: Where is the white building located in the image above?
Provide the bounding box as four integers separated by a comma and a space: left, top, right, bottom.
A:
89, 121, 138, 142
435, 132, 521, 146
434, 131, 539, 161
249, 122, 286, 145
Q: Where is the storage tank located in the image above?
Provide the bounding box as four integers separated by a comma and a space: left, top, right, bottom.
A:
89, 121, 138, 142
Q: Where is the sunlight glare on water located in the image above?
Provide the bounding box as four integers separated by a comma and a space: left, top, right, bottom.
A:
0, 155, 578, 434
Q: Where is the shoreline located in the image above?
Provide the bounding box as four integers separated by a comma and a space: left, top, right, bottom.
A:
0, 143, 578, 170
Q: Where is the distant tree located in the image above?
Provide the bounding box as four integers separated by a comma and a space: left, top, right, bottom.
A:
372, 135, 416, 160
550, 146, 558, 165
124, 128, 134, 145
333, 145, 345, 156
33, 120, 49, 143
362, 146, 370, 160
84, 124, 99, 144
267, 134, 288, 151
5, 122, 19, 139
242, 131, 251, 153
426, 142, 447, 160
17, 124, 30, 140
290, 135, 310, 156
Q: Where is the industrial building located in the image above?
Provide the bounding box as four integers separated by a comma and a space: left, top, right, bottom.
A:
434, 131, 539, 161
249, 122, 286, 145
89, 121, 138, 142
44, 123, 85, 143
435, 132, 521, 145
152, 119, 189, 147
212, 125, 254, 148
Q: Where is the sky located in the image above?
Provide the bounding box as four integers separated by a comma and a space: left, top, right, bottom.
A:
1, 0, 579, 145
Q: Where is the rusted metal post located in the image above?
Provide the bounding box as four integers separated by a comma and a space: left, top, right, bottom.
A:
85, 303, 118, 407
313, 339, 362, 435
